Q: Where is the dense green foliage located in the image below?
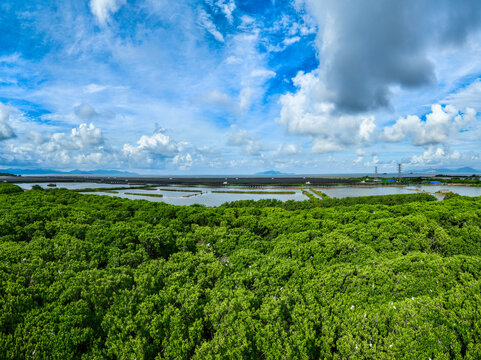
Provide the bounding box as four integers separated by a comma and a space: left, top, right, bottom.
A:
227, 192, 436, 210
310, 188, 330, 199
301, 189, 317, 200
1, 189, 481, 359
0, 183, 23, 194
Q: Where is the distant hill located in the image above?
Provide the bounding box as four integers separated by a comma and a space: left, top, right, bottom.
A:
255, 170, 294, 175
0, 168, 137, 176
412, 167, 480, 174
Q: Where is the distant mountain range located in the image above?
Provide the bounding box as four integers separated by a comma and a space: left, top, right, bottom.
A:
410, 167, 480, 174
0, 168, 137, 176
255, 170, 294, 175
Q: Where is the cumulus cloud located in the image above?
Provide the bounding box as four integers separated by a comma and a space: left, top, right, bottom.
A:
89, 0, 126, 25
409, 146, 461, 166
0, 104, 16, 141
1, 123, 110, 168
34, 123, 104, 152
383, 104, 476, 145
123, 128, 185, 165
278, 71, 377, 153
298, 0, 481, 112
173, 153, 193, 170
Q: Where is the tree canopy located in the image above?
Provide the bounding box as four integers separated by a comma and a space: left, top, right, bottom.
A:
1, 188, 480, 359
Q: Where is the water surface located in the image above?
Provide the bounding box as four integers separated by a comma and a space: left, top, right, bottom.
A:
15, 182, 481, 206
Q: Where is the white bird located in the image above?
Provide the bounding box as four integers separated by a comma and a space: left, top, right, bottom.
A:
351, 305, 355, 310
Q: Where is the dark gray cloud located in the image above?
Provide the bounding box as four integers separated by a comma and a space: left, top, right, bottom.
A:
305, 0, 481, 113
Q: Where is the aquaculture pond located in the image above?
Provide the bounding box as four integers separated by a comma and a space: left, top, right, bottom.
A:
15, 182, 481, 205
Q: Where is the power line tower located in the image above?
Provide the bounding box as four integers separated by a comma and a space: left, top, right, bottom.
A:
374, 166, 378, 181
397, 163, 402, 182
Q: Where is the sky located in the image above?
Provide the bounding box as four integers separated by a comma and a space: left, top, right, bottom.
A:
1, 0, 481, 174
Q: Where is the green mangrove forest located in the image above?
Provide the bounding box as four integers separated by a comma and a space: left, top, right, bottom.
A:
1, 183, 480, 359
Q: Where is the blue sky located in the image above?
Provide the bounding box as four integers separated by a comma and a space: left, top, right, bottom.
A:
1, 0, 481, 174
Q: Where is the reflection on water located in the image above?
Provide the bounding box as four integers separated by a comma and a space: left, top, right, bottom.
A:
14, 182, 481, 206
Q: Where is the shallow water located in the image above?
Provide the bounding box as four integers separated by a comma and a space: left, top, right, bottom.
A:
14, 182, 481, 206
15, 182, 135, 190
318, 186, 414, 198
316, 185, 481, 200
88, 187, 307, 206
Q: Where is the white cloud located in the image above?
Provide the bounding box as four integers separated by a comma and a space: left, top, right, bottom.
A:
383, 104, 476, 145
124, 129, 179, 156
227, 126, 262, 155
83, 84, 108, 94
225, 56, 242, 65
89, 0, 126, 26
35, 123, 104, 152
122, 128, 187, 167
0, 103, 17, 141
204, 90, 235, 109
0, 53, 21, 64
173, 153, 193, 170
278, 71, 377, 153
409, 146, 461, 166
275, 143, 302, 156
444, 79, 481, 111
74, 103, 99, 120
284, 36, 300, 46
82, 84, 127, 94
1, 123, 110, 168
214, 0, 236, 23
198, 9, 224, 42
250, 69, 276, 80
239, 87, 254, 112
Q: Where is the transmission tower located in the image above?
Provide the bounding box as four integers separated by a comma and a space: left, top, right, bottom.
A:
398, 163, 402, 182
374, 166, 378, 181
